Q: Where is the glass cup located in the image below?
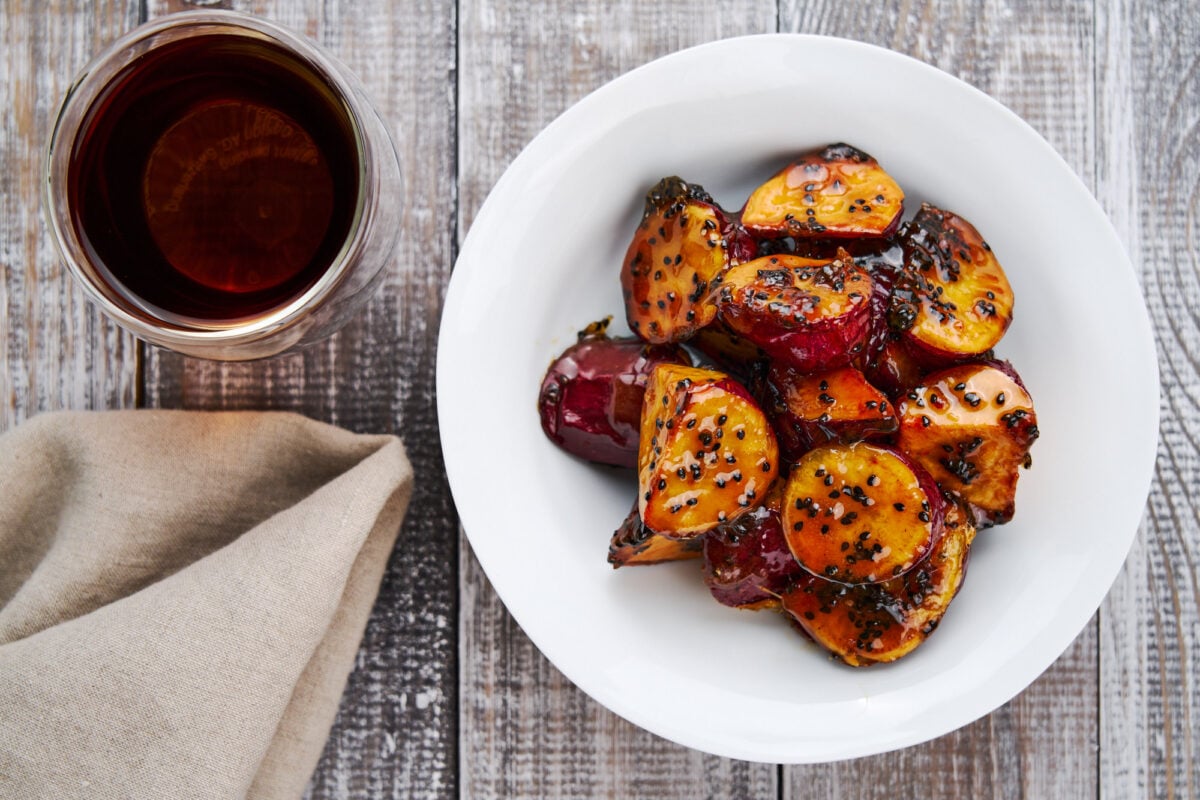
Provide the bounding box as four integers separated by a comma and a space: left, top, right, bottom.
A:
44, 11, 402, 361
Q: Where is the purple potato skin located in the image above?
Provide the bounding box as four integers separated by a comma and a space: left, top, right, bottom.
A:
703, 500, 804, 609
538, 330, 690, 468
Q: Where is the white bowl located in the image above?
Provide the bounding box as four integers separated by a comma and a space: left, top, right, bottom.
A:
437, 34, 1158, 763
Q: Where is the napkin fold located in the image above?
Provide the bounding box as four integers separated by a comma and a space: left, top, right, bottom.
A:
0, 411, 413, 800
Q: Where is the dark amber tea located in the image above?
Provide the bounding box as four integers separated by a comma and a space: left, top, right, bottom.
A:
68, 33, 360, 321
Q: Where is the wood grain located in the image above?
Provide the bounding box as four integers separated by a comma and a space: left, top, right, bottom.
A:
778, 2, 1099, 797
139, 1, 460, 797
456, 2, 778, 797
3, 0, 1196, 797
1097, 0, 1200, 797
0, 0, 140, 430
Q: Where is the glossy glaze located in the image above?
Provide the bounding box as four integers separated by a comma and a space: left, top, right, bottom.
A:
703, 492, 803, 609
637, 364, 778, 536
763, 364, 897, 461
894, 204, 1014, 359
741, 143, 904, 239
715, 253, 873, 374
622, 177, 729, 343
897, 362, 1039, 527
782, 442, 945, 584
780, 499, 975, 666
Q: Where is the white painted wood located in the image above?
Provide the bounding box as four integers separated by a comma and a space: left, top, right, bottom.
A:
0, 0, 140, 429
1097, 1, 1200, 798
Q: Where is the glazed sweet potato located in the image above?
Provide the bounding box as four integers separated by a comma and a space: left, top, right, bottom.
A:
608, 503, 704, 567
896, 362, 1038, 527
891, 204, 1014, 360
622, 177, 740, 343
638, 364, 779, 537
715, 252, 874, 374
741, 144, 904, 239
782, 442, 945, 584
780, 499, 976, 666
702, 490, 802, 609
762, 364, 897, 462
538, 322, 691, 467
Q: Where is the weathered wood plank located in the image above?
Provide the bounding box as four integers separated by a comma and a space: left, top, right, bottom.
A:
1097, 1, 1200, 797
456, 2, 778, 797
141, 1, 460, 797
0, 0, 140, 429
778, 2, 1099, 797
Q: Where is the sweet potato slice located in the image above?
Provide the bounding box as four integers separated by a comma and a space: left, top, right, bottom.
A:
621, 177, 732, 343
538, 321, 691, 467
780, 499, 976, 666
896, 362, 1038, 527
715, 253, 873, 374
702, 490, 802, 609
608, 503, 703, 567
892, 204, 1014, 359
782, 442, 945, 584
741, 144, 904, 239
762, 364, 898, 462
638, 365, 779, 537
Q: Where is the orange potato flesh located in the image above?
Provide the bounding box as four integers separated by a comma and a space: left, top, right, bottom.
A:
622, 178, 727, 343
638, 365, 779, 537
782, 442, 942, 584
764, 364, 898, 460
897, 362, 1038, 527
780, 500, 976, 666
897, 204, 1014, 358
608, 504, 703, 567
741, 144, 904, 239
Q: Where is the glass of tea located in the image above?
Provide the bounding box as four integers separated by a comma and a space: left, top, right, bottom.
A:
44, 11, 402, 361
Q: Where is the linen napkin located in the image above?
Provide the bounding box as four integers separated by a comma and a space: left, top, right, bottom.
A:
0, 410, 413, 800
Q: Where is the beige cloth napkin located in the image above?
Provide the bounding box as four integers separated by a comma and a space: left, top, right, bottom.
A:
0, 411, 414, 800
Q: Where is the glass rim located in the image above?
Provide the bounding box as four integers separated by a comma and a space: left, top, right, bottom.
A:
43, 9, 376, 347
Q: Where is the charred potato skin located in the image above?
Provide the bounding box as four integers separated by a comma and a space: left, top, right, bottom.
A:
609, 504, 704, 567
538, 323, 691, 468
780, 500, 976, 666
891, 204, 1014, 361
896, 361, 1039, 527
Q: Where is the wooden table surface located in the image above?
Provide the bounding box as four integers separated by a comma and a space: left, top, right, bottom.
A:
3, 0, 1196, 797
